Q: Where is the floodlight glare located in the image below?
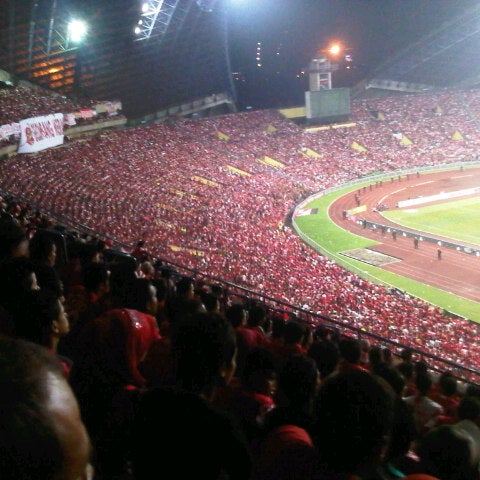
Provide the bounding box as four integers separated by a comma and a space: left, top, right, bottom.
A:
135, 0, 165, 41
328, 44, 341, 56
67, 19, 87, 43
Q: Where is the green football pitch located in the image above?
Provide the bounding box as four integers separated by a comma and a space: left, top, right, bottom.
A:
383, 196, 480, 246
293, 182, 480, 323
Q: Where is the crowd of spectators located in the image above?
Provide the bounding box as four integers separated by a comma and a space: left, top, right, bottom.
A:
1, 87, 480, 377
0, 84, 125, 146
5, 58, 480, 480
0, 85, 81, 125
2, 245, 480, 480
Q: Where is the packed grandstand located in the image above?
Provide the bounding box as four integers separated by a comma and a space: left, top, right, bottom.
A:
5, 1, 480, 478
0, 78, 480, 386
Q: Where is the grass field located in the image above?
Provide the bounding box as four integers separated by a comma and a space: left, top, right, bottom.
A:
293, 181, 480, 323
383, 197, 480, 246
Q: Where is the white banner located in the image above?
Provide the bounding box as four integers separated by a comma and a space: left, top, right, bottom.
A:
18, 113, 64, 153
64, 112, 76, 126
0, 122, 20, 140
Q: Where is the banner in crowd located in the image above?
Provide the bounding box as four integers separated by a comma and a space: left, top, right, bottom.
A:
216, 130, 229, 140
299, 147, 321, 158
0, 100, 122, 145
0, 122, 20, 141
95, 100, 121, 115
351, 141, 367, 152
64, 112, 76, 126
76, 108, 95, 119
18, 113, 64, 153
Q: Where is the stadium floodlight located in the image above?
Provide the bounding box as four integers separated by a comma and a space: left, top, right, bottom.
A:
134, 0, 164, 41
328, 43, 341, 56
67, 19, 88, 44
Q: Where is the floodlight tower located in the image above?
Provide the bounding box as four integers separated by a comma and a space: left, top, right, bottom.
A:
307, 54, 338, 91
134, 1, 165, 40
305, 45, 350, 123
134, 0, 185, 42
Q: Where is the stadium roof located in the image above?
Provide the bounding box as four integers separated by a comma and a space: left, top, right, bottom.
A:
362, 1, 480, 94
2, 1, 480, 117
0, 0, 234, 117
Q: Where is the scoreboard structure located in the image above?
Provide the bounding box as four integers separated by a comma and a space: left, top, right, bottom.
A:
305, 88, 351, 123
305, 55, 351, 124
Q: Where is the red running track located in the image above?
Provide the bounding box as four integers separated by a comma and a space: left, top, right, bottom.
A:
329, 168, 480, 304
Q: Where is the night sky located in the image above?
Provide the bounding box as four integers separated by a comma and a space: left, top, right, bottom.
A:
228, 0, 478, 72
3, 0, 479, 114
226, 0, 479, 108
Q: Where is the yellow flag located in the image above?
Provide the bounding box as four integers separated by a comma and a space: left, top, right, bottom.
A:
260, 156, 285, 169
300, 148, 321, 158
452, 130, 464, 141
266, 124, 277, 133
193, 175, 220, 187
351, 141, 367, 152
217, 130, 230, 141
400, 135, 413, 146
377, 112, 385, 120
279, 106, 306, 118
186, 248, 204, 257
226, 165, 251, 176
169, 245, 204, 256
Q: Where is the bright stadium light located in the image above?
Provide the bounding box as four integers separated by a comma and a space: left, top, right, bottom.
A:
135, 0, 164, 40
328, 43, 342, 56
67, 19, 87, 43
